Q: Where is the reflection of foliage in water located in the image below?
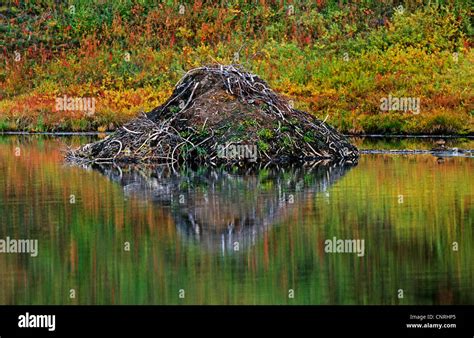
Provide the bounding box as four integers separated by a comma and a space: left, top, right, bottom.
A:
0, 136, 472, 305
353, 137, 474, 151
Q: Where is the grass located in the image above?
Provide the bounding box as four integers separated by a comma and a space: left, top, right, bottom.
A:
0, 0, 472, 134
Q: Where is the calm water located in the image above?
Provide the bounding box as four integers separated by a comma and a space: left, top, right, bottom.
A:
0, 135, 472, 305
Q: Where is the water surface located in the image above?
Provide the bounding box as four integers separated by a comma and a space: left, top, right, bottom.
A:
0, 135, 472, 304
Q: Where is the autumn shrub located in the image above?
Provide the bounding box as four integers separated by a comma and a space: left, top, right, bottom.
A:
0, 1, 471, 134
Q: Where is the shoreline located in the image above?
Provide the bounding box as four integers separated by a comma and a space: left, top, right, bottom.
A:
1, 131, 472, 138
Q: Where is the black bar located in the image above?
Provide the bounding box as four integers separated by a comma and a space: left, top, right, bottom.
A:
0, 305, 471, 337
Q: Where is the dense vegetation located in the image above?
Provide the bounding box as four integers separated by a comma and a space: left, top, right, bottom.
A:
1, 0, 472, 134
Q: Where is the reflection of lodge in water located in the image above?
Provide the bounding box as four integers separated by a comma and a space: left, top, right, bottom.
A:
94, 162, 354, 254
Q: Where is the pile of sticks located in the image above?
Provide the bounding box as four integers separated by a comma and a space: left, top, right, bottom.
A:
148, 64, 293, 121
66, 64, 359, 166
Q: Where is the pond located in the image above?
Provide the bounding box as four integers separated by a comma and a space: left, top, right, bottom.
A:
0, 135, 472, 304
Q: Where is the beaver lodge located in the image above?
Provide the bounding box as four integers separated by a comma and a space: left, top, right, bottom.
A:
66, 65, 359, 166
